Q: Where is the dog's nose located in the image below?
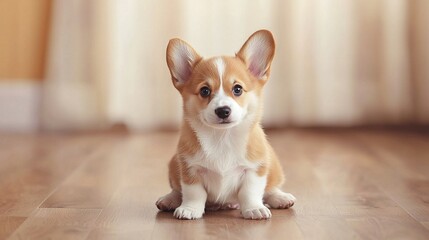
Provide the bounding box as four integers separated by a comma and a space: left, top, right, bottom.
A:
215, 106, 231, 119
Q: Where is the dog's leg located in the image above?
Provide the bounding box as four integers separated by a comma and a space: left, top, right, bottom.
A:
263, 188, 296, 209
156, 190, 182, 211
238, 171, 271, 220
174, 182, 207, 220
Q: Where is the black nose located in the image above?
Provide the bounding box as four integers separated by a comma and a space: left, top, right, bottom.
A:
215, 106, 231, 119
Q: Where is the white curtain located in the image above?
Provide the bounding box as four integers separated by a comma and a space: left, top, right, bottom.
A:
42, 0, 429, 131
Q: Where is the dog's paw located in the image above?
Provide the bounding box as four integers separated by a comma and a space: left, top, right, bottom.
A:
156, 191, 181, 211
264, 191, 296, 209
174, 206, 204, 220
241, 206, 272, 220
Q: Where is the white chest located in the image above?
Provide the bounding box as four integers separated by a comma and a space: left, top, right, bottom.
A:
198, 165, 246, 203
185, 127, 258, 203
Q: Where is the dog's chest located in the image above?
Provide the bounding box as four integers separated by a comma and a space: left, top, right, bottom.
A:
191, 128, 250, 171
198, 165, 246, 203
187, 129, 257, 203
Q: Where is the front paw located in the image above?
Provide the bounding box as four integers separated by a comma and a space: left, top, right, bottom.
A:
241, 206, 272, 220
173, 205, 204, 220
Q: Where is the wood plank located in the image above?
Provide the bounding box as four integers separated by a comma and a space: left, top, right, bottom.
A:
40, 137, 125, 209
0, 216, 26, 239
1, 129, 429, 239
351, 131, 429, 222
269, 129, 429, 239
0, 135, 107, 217
152, 211, 304, 240
421, 221, 429, 231
346, 216, 429, 240
8, 208, 100, 240
86, 133, 178, 239
295, 216, 361, 240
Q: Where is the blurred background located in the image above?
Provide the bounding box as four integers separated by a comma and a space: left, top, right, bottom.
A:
0, 0, 428, 132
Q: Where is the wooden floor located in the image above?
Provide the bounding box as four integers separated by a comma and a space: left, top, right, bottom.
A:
0, 128, 429, 240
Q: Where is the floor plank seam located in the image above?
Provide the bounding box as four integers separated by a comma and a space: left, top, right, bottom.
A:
4, 141, 106, 239
35, 138, 119, 211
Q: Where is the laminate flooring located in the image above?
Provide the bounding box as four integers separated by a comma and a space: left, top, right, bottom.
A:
1, 128, 428, 239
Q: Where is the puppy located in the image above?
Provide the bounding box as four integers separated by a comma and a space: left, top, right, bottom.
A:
156, 30, 295, 220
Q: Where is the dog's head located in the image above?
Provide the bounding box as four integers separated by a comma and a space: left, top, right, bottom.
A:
166, 30, 275, 129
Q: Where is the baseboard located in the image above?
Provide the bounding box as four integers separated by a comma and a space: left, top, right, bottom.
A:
0, 81, 41, 132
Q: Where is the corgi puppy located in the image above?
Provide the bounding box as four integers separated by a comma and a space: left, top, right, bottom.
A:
156, 30, 296, 220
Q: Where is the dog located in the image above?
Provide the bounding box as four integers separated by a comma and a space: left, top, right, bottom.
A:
156, 30, 296, 220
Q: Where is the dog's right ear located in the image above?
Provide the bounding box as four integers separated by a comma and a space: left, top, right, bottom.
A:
166, 39, 201, 90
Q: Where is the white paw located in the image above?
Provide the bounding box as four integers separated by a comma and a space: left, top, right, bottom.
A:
264, 191, 296, 209
156, 191, 181, 211
174, 206, 204, 220
241, 206, 272, 220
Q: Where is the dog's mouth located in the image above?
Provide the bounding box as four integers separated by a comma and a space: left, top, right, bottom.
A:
201, 116, 237, 129
219, 119, 232, 124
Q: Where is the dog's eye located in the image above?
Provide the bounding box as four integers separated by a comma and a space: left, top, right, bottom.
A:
232, 85, 243, 96
200, 87, 211, 98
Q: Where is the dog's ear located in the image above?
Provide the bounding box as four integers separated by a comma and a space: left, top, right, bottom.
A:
237, 30, 275, 81
166, 38, 202, 90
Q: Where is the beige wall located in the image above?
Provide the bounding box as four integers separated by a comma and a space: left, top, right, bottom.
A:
409, 0, 429, 124
0, 0, 427, 131
40, 0, 429, 131
0, 0, 51, 80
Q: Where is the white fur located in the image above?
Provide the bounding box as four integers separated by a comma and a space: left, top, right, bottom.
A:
200, 93, 245, 128
174, 181, 207, 219
186, 117, 257, 204
198, 91, 258, 130
214, 57, 225, 89
187, 92, 259, 173
238, 170, 271, 219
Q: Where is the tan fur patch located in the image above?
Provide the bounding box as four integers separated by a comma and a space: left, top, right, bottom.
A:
169, 121, 202, 187
246, 125, 284, 191
246, 125, 268, 161
168, 155, 181, 191
265, 146, 285, 191
177, 121, 199, 156
180, 160, 200, 185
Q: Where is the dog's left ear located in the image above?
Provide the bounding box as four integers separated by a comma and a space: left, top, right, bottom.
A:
237, 30, 275, 81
